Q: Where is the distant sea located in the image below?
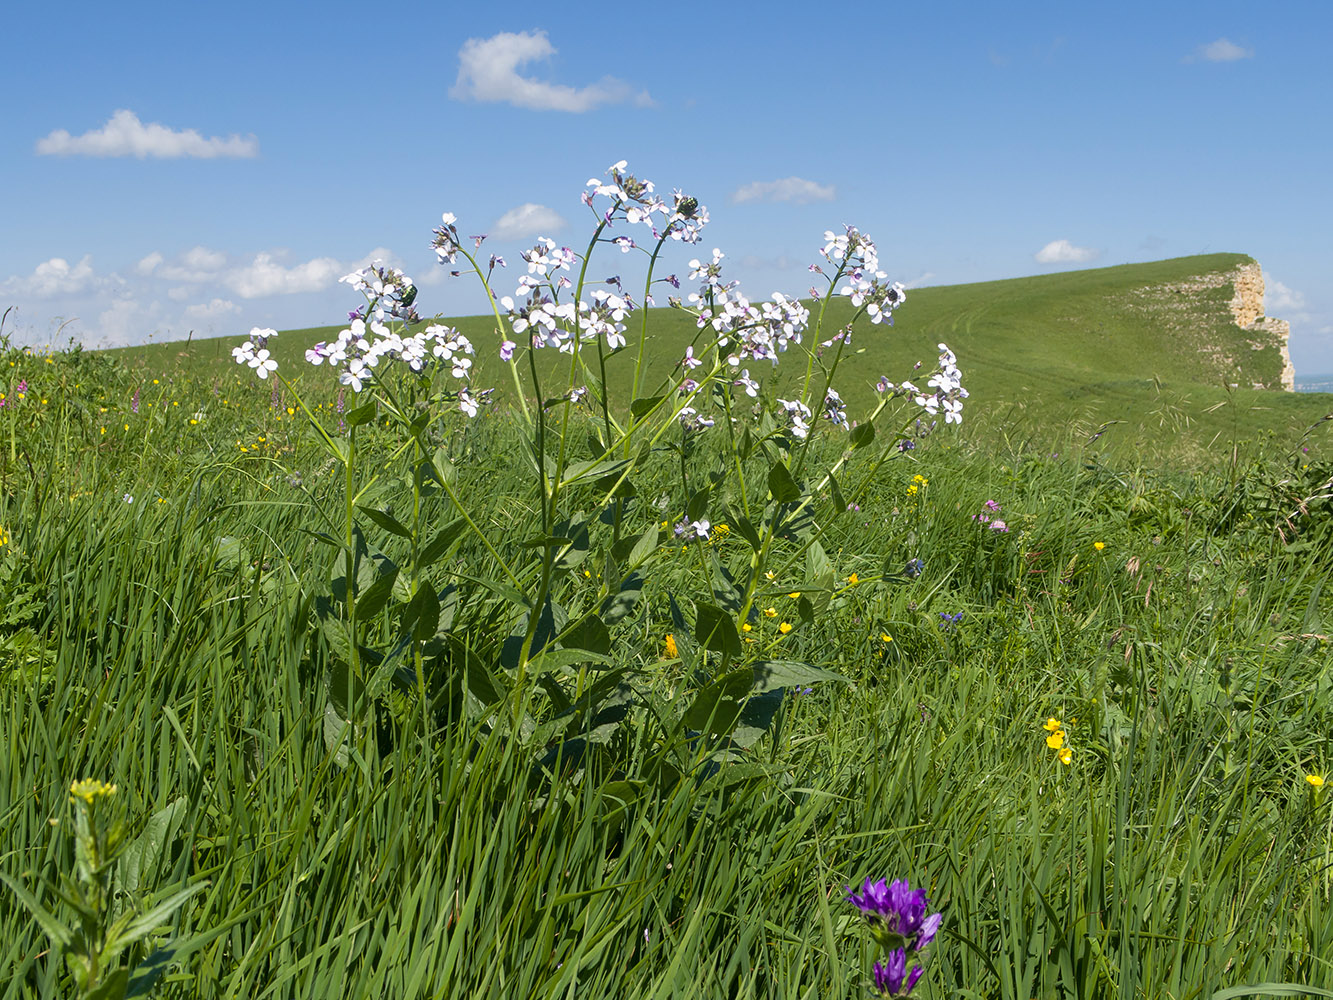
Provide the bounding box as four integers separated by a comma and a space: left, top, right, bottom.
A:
1295, 374, 1333, 393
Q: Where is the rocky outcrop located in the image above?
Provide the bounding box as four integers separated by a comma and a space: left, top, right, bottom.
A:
1228, 262, 1295, 391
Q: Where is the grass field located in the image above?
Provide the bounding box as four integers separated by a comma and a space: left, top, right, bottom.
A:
2, 253, 1333, 999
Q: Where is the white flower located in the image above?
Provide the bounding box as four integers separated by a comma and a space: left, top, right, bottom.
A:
248, 349, 278, 379
122, 493, 134, 504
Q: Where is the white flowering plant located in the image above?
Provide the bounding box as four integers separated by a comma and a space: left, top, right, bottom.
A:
231, 161, 968, 771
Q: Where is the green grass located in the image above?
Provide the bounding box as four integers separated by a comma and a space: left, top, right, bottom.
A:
3, 259, 1333, 998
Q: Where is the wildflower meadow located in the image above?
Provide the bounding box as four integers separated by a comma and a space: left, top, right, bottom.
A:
2, 162, 1332, 999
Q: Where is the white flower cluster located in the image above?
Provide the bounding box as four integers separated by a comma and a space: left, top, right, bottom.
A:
232, 328, 279, 379
498, 280, 635, 354
777, 398, 813, 440
685, 250, 811, 366
582, 161, 709, 244
339, 263, 420, 324
303, 321, 475, 394
825, 226, 907, 326
878, 343, 968, 425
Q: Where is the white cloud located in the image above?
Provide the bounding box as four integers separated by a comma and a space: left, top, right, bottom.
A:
183, 298, 240, 322
36, 109, 259, 159
902, 272, 936, 289
95, 297, 163, 347
491, 203, 567, 240
1034, 239, 1101, 264
1265, 277, 1305, 312
136, 251, 164, 276
224, 252, 344, 299
450, 30, 649, 112
0, 255, 100, 298
1185, 38, 1253, 63
731, 177, 836, 205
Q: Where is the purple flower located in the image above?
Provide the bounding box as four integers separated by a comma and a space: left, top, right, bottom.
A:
16, 379, 27, 395
846, 877, 943, 952
904, 558, 925, 578
873, 950, 923, 997
984, 499, 1002, 512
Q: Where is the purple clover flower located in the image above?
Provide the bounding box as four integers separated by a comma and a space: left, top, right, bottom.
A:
845, 877, 943, 953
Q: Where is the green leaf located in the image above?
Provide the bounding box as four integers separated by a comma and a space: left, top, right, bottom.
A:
694, 601, 741, 658
601, 572, 644, 626
0, 873, 72, 949
84, 968, 130, 1000
732, 516, 761, 550
1212, 987, 1333, 1000
731, 688, 785, 748
418, 518, 467, 567
345, 401, 377, 427
768, 462, 801, 503
630, 395, 666, 419
624, 524, 659, 569
849, 420, 875, 449
751, 660, 851, 693
828, 472, 847, 515
431, 448, 457, 486
407, 584, 440, 642
562, 614, 612, 655
355, 561, 399, 620
686, 487, 711, 523
683, 667, 753, 733
526, 647, 613, 675
108, 882, 208, 952
116, 797, 188, 898
356, 505, 412, 539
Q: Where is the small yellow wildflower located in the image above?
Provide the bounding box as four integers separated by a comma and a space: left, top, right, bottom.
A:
663, 634, 678, 658
1058, 746, 1072, 765
100, 427, 106, 435
764, 570, 776, 581
846, 573, 859, 585
778, 622, 793, 634
69, 778, 117, 805
152, 378, 159, 384
912, 474, 927, 485
1043, 717, 1063, 732
713, 523, 730, 536
906, 485, 918, 497
764, 607, 777, 618
880, 633, 893, 643
123, 423, 129, 431
0, 527, 9, 546
788, 592, 801, 600
1046, 731, 1065, 750
1094, 541, 1106, 551
741, 623, 752, 632
1308, 774, 1326, 789
287, 406, 296, 416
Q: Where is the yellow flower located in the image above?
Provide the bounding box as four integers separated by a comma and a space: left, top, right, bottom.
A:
1046, 731, 1065, 750
287, 406, 296, 416
912, 474, 927, 485
764, 607, 777, 618
1094, 541, 1106, 551
846, 573, 859, 585
906, 485, 918, 497
663, 634, 678, 658
741, 623, 752, 632
69, 778, 117, 805
152, 378, 159, 384
880, 633, 893, 643
123, 423, 129, 431
713, 523, 730, 536
0, 528, 9, 546
764, 570, 776, 581
1308, 774, 1326, 789
1058, 747, 1072, 765
778, 622, 793, 634
1043, 717, 1063, 732
788, 592, 801, 600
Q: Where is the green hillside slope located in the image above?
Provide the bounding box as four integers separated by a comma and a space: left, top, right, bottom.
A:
107, 253, 1329, 462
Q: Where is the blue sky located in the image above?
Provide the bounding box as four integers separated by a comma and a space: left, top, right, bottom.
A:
6, 1, 1331, 372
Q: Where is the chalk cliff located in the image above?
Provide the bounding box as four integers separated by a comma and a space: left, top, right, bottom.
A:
1227, 261, 1296, 391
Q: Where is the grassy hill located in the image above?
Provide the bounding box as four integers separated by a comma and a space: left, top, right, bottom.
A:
106, 253, 1331, 463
